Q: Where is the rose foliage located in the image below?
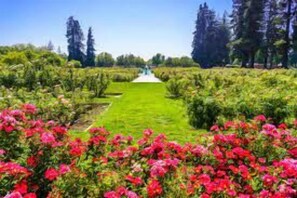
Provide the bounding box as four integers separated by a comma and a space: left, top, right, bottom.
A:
1, 105, 297, 197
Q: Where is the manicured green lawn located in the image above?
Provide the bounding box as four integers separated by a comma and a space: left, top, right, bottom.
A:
90, 82, 205, 143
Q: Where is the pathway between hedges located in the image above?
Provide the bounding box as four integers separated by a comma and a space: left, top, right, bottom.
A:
72, 75, 205, 143
132, 73, 162, 83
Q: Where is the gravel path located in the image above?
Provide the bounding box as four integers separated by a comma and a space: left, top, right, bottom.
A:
132, 73, 162, 83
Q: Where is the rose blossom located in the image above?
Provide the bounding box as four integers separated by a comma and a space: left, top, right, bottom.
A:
59, 164, 70, 175
40, 132, 56, 145
23, 193, 37, 198
44, 168, 59, 181
0, 149, 6, 155
4, 192, 22, 198
22, 104, 37, 115
262, 174, 278, 187
147, 180, 162, 198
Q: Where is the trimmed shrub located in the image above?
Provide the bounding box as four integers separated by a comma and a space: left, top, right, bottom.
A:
187, 95, 221, 129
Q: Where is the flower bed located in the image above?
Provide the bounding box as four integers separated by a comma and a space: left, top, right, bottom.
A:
1, 105, 297, 197
155, 68, 297, 129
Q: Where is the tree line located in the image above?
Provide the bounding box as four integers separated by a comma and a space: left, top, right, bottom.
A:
192, 0, 297, 69
66, 16, 198, 68
95, 52, 198, 67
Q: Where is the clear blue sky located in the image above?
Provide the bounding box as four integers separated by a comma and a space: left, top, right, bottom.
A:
0, 0, 231, 60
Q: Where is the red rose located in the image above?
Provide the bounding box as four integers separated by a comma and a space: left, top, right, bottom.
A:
289, 147, 297, 158
40, 132, 56, 145
262, 174, 278, 187
44, 168, 59, 181
23, 193, 37, 198
147, 180, 162, 198
14, 180, 28, 194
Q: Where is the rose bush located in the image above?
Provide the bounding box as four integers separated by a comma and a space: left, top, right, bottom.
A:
1, 105, 297, 197
154, 67, 297, 129
0, 57, 140, 127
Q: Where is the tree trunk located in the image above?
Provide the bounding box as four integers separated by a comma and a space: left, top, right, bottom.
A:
269, 52, 274, 69
241, 59, 247, 68
264, 50, 268, 69
241, 54, 248, 68
282, 0, 292, 69
249, 51, 255, 68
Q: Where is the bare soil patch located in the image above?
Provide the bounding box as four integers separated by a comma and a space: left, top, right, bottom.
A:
70, 103, 110, 131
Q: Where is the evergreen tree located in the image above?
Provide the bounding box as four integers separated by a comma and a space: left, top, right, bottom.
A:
204, 8, 220, 66
291, 3, 297, 67
230, 0, 249, 67
263, 0, 279, 68
280, 0, 294, 68
230, 0, 266, 68
192, 3, 208, 68
213, 12, 231, 66
243, 0, 266, 68
47, 41, 54, 51
292, 12, 297, 51
57, 46, 62, 54
228, 0, 297, 68
66, 16, 85, 66
192, 3, 230, 68
85, 27, 96, 67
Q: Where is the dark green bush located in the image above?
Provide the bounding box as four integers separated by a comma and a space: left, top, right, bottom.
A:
23, 66, 38, 91
0, 72, 18, 88
166, 77, 189, 98
260, 96, 290, 124
187, 95, 221, 129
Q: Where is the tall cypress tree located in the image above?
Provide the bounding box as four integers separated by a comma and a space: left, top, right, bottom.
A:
192, 3, 207, 67
292, 13, 297, 51
230, 0, 265, 68
290, 1, 297, 67
222, 0, 297, 68
192, 3, 230, 68
57, 46, 62, 54
47, 41, 54, 51
66, 16, 85, 65
263, 0, 279, 69
216, 12, 231, 66
244, 0, 266, 68
85, 27, 96, 67
204, 9, 221, 66
279, 0, 296, 68
230, 0, 249, 67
